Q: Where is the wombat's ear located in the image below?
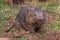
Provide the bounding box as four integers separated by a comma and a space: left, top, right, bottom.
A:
28, 7, 35, 15
41, 8, 46, 12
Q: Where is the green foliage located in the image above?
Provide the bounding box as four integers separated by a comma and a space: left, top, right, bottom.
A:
54, 2, 59, 6
1, 21, 8, 26
46, 4, 56, 11
48, 2, 55, 7
17, 37, 27, 40
0, 0, 9, 10
0, 21, 8, 31
0, 0, 7, 5
0, 0, 3, 4
57, 22, 60, 28
0, 14, 6, 20
46, 6, 54, 10
48, 2, 59, 7
46, 2, 59, 13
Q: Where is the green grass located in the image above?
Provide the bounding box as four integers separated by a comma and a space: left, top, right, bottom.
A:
46, 2, 59, 13
17, 37, 27, 40
1, 21, 8, 26
0, 14, 6, 20
48, 2, 59, 7
57, 22, 60, 28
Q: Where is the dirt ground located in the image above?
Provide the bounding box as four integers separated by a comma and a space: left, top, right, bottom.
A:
0, 13, 59, 40
0, 32, 60, 40
43, 32, 60, 40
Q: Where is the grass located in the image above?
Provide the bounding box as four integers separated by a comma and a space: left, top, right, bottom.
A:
0, 14, 6, 20
17, 37, 27, 40
0, 0, 19, 36
1, 21, 8, 26
38, 1, 60, 33
46, 2, 59, 11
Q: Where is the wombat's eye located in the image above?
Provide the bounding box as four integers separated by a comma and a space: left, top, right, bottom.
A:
34, 14, 36, 16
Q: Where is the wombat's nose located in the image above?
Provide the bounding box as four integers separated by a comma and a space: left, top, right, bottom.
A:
37, 20, 41, 21
37, 20, 42, 22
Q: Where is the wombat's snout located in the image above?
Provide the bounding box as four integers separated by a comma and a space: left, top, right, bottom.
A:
36, 18, 41, 21
36, 20, 44, 24
34, 14, 44, 22
37, 20, 42, 22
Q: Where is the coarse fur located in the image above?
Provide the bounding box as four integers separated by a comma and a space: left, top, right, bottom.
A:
15, 6, 46, 33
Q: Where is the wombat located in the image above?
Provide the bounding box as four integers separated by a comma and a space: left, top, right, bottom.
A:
5, 5, 46, 33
